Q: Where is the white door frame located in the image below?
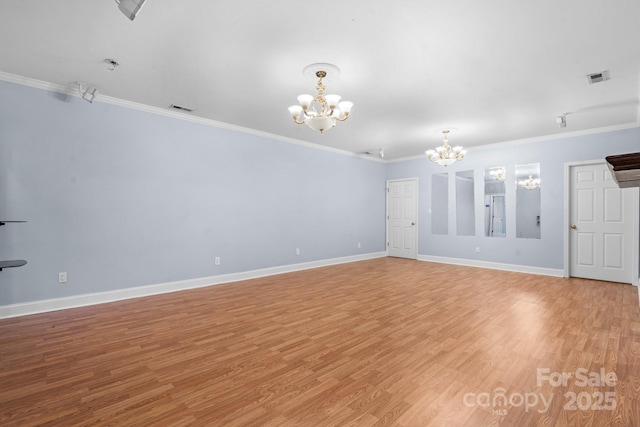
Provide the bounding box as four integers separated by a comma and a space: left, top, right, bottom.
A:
563, 160, 639, 285
386, 178, 419, 259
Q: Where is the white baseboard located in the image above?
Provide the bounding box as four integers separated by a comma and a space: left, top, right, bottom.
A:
417, 255, 565, 277
0, 252, 387, 319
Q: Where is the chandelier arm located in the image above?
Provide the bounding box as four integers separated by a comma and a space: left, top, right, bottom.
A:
334, 115, 350, 122
304, 103, 324, 117
302, 104, 319, 118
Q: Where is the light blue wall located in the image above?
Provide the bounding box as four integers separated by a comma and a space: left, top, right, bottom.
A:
387, 127, 640, 269
0, 81, 386, 305
1, 79, 639, 307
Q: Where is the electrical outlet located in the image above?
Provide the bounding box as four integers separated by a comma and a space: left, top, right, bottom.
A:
295, 248, 300, 256
214, 257, 221, 265
475, 247, 480, 254
58, 272, 67, 283
357, 242, 361, 248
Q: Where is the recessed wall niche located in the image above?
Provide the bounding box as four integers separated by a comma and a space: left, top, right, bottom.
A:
515, 163, 541, 239
485, 166, 506, 237
431, 173, 448, 235
456, 170, 475, 236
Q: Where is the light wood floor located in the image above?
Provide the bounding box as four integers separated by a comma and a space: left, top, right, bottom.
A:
1, 258, 640, 426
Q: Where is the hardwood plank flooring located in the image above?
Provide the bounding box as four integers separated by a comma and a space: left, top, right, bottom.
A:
1, 258, 639, 426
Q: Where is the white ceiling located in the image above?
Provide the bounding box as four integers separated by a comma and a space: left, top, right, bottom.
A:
1, 0, 639, 160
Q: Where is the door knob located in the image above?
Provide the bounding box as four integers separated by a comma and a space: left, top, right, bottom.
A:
571, 225, 577, 229
411, 222, 415, 226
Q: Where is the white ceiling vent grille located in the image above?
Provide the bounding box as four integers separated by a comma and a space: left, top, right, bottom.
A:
586, 70, 610, 84
169, 104, 193, 112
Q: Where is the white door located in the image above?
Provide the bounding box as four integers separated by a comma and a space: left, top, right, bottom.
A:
387, 179, 418, 259
569, 163, 634, 283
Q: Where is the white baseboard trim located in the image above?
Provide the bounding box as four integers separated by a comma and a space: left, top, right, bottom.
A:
0, 252, 387, 319
418, 255, 565, 277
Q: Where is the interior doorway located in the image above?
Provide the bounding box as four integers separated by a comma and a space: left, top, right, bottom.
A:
566, 161, 639, 284
387, 179, 418, 259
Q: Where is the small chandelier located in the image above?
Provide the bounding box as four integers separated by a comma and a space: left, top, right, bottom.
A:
489, 167, 506, 181
426, 130, 467, 167
519, 175, 541, 189
288, 63, 353, 133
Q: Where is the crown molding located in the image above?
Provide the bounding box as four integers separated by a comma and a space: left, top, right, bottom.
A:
2, 71, 637, 165
470, 122, 640, 152
0, 71, 380, 162
386, 122, 640, 163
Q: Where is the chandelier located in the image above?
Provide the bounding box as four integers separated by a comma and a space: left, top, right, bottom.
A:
519, 175, 541, 189
288, 63, 353, 133
489, 167, 506, 181
425, 130, 467, 167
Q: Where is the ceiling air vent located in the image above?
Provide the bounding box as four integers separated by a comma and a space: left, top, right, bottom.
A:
169, 104, 193, 112
586, 70, 610, 84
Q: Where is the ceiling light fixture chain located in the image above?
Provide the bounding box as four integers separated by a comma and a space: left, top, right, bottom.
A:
311, 71, 329, 118
288, 63, 353, 133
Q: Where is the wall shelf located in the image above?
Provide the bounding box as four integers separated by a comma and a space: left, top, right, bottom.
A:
1, 220, 27, 271
0, 260, 27, 271
606, 152, 640, 188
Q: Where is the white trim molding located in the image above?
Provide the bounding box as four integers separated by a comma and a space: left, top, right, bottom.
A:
0, 71, 380, 163
2, 71, 637, 165
389, 123, 640, 163
0, 252, 387, 319
418, 254, 565, 277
